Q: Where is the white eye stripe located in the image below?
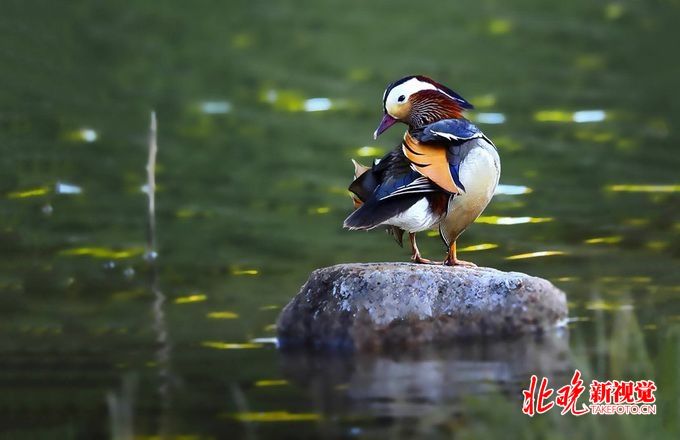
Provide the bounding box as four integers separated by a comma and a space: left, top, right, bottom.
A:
387, 78, 437, 104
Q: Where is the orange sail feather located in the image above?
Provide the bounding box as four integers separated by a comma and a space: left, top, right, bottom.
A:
402, 133, 461, 194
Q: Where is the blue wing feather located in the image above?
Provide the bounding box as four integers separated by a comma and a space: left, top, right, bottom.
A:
375, 170, 437, 200
449, 162, 465, 192
415, 119, 483, 144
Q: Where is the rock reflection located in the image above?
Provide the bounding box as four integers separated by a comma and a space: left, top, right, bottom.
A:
279, 333, 570, 418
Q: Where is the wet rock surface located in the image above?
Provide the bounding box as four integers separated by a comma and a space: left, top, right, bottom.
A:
277, 263, 568, 351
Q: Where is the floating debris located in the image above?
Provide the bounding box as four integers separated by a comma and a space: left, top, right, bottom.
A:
488, 19, 512, 35
309, 206, 330, 215
55, 181, 83, 195
598, 276, 651, 284
304, 97, 333, 112
199, 100, 232, 114
77, 128, 98, 142
174, 294, 207, 304
231, 32, 253, 49
646, 241, 667, 251
262, 89, 342, 113
573, 110, 606, 123
111, 288, 146, 301
470, 94, 496, 108
9, 182, 83, 199
585, 300, 633, 311
574, 129, 615, 143
250, 337, 278, 346
176, 208, 198, 218
575, 54, 605, 71
605, 3, 624, 20
259, 305, 279, 311
534, 109, 606, 123
473, 112, 506, 124
567, 316, 592, 323
262, 89, 306, 112
506, 250, 566, 260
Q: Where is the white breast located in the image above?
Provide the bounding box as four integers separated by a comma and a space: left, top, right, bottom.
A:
459, 144, 500, 200
440, 142, 500, 243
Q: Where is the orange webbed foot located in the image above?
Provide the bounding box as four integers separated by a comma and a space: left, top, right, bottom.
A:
443, 257, 477, 267
409, 232, 442, 265
412, 255, 442, 265
444, 241, 477, 267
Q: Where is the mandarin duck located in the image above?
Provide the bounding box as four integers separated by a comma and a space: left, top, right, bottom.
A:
344, 75, 500, 266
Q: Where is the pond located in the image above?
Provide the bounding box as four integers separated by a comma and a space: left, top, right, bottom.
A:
1, 0, 679, 438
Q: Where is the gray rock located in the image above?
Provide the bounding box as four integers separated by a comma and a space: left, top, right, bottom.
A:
277, 263, 567, 351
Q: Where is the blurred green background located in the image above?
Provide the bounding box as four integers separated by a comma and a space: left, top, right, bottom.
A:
0, 0, 679, 438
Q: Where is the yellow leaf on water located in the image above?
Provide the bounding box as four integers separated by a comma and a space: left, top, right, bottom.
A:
228, 411, 321, 422
255, 379, 288, 387
259, 305, 279, 311
488, 19, 512, 35
201, 341, 262, 350
355, 146, 384, 157
175, 294, 207, 304
206, 311, 239, 319
231, 268, 259, 276
584, 236, 622, 244
506, 251, 566, 260
458, 243, 498, 252
607, 184, 680, 193
7, 186, 50, 199
60, 246, 145, 259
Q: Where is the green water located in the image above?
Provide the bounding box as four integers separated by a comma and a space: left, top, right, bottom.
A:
1, 0, 679, 438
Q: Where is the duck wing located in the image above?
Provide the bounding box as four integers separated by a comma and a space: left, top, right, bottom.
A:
344, 148, 439, 230
404, 118, 488, 194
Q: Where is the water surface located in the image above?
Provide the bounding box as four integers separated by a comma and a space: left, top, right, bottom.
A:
1, 0, 679, 438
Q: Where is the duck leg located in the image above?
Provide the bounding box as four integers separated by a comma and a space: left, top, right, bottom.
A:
409, 233, 438, 264
444, 241, 477, 267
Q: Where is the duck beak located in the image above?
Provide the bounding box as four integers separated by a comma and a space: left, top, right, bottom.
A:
373, 114, 398, 139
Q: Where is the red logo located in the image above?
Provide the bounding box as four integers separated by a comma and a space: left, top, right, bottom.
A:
522, 369, 656, 416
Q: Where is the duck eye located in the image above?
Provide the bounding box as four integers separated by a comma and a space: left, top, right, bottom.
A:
398, 95, 406, 102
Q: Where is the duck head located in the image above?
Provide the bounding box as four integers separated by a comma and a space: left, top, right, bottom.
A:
373, 75, 473, 139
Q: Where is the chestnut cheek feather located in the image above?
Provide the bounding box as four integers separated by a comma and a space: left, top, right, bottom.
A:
409, 91, 465, 127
